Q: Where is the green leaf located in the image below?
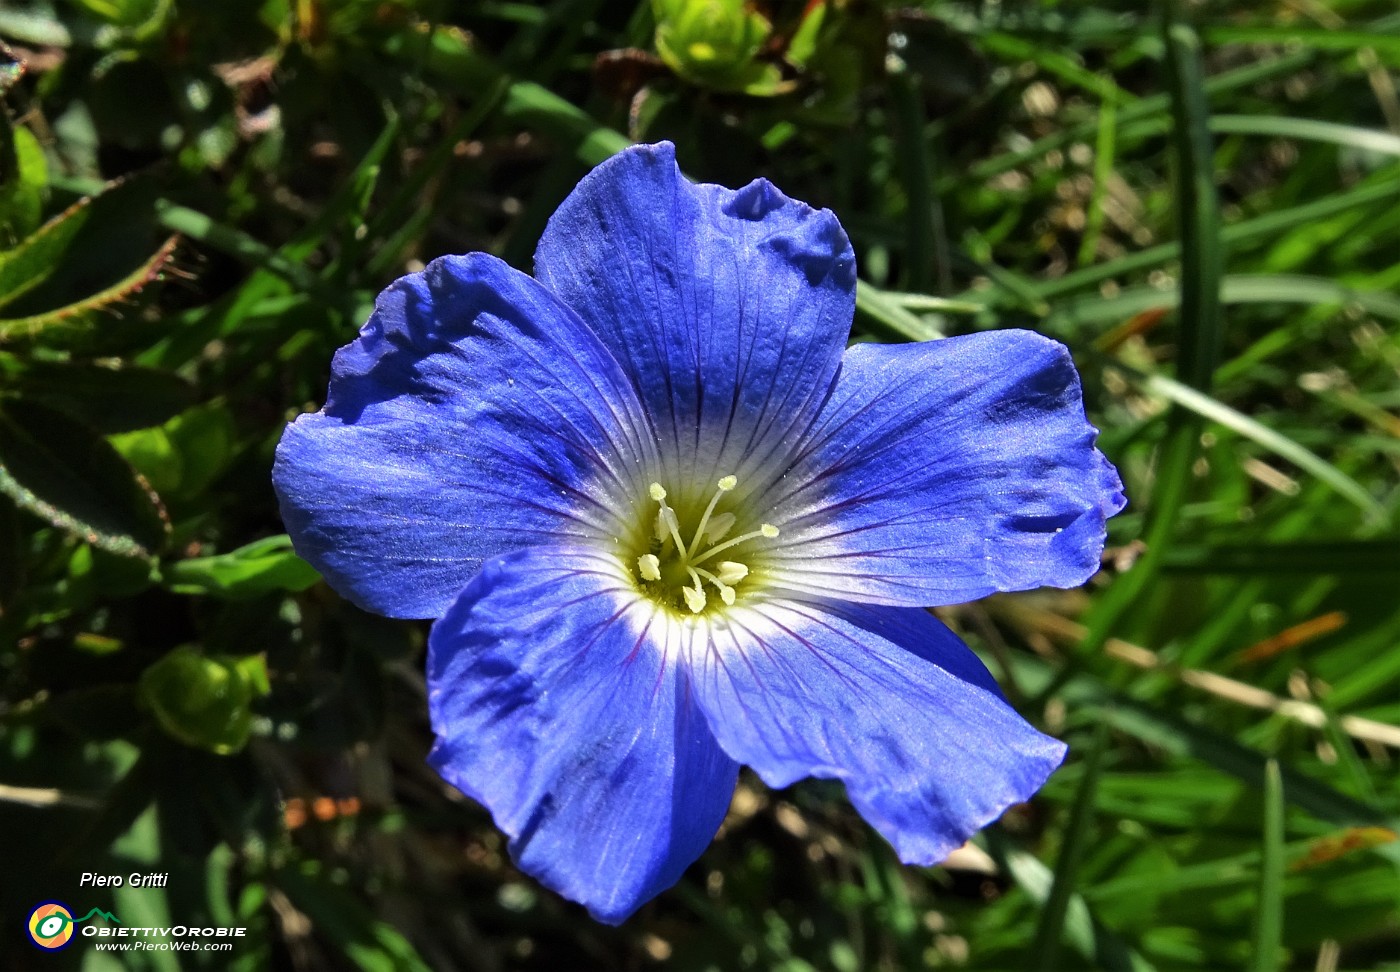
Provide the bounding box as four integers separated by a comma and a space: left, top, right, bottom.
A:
155, 201, 323, 296
70, 0, 172, 39
163, 535, 321, 600
0, 235, 178, 348
784, 0, 825, 68
0, 354, 194, 432
109, 401, 235, 499
139, 646, 269, 754
164, 402, 235, 496
0, 398, 168, 558
276, 860, 435, 972
0, 117, 46, 244
0, 195, 93, 311
381, 26, 630, 167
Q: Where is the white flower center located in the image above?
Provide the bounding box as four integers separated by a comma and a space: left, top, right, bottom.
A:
633, 476, 779, 615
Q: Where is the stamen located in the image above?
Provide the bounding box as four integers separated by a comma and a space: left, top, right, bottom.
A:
649, 482, 688, 552
687, 474, 738, 559
689, 524, 781, 569
682, 567, 708, 614
694, 566, 737, 606
639, 478, 778, 614
655, 507, 681, 545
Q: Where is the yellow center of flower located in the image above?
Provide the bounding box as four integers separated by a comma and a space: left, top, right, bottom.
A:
632, 476, 779, 615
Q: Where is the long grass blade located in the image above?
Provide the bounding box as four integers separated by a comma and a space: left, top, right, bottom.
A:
1029, 721, 1111, 972
1109, 363, 1388, 524
1024, 172, 1398, 301
1249, 760, 1286, 972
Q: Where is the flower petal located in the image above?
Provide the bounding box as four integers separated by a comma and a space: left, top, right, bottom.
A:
766, 330, 1126, 606
685, 597, 1065, 864
534, 142, 855, 491
273, 253, 657, 619
427, 545, 739, 924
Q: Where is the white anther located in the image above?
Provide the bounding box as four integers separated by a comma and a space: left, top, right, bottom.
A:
637, 554, 661, 581
717, 475, 737, 491
682, 586, 707, 613
705, 512, 736, 543
656, 507, 683, 549
715, 561, 748, 585
717, 584, 736, 606
649, 483, 667, 501
760, 523, 780, 538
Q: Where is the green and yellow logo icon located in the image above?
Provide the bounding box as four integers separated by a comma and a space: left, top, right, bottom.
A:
27, 901, 74, 950
27, 901, 119, 950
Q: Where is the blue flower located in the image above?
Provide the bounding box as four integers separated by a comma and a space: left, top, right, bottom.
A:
273, 142, 1125, 924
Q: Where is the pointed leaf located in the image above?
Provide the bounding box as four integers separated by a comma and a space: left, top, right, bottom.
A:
0, 398, 168, 558
0, 354, 194, 432
163, 535, 321, 600
0, 235, 178, 348
0, 195, 92, 310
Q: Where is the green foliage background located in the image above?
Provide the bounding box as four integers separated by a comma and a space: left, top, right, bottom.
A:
1, 0, 1398, 968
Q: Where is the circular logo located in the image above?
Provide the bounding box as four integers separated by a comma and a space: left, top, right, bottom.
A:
27, 901, 75, 951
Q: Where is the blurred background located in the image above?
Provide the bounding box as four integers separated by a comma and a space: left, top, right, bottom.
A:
1, 1, 1398, 969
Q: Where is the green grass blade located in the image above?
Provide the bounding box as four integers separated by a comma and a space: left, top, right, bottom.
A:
1164, 11, 1224, 392
960, 49, 1314, 186
1029, 720, 1111, 972
1212, 114, 1400, 156
1249, 760, 1285, 972
155, 203, 322, 294
1072, 692, 1398, 844
1025, 170, 1399, 301
978, 30, 1132, 103
1203, 25, 1400, 55
1072, 9, 1224, 669
1076, 95, 1117, 268
1163, 540, 1400, 573
1110, 363, 1387, 525
855, 281, 944, 342
883, 291, 984, 314
888, 70, 936, 292
985, 828, 1152, 972
1051, 274, 1400, 334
